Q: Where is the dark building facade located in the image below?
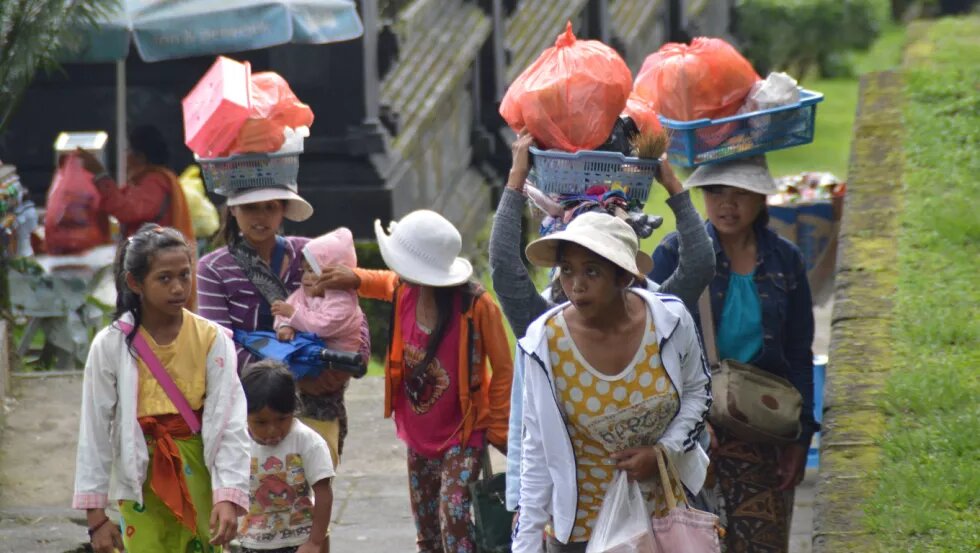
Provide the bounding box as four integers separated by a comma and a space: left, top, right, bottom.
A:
1, 0, 732, 244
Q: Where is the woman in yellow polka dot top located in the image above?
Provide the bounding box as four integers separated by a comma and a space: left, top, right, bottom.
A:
512, 212, 712, 553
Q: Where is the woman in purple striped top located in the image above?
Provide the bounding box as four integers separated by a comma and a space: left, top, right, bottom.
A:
197, 185, 369, 504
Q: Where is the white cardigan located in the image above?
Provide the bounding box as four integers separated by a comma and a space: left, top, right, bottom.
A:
72, 311, 251, 511
513, 289, 711, 552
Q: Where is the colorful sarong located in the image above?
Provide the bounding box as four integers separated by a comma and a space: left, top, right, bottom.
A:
713, 429, 795, 553
119, 433, 220, 553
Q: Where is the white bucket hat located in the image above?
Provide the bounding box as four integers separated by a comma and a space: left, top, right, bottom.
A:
226, 184, 313, 221
525, 211, 654, 277
374, 210, 473, 287
684, 155, 778, 195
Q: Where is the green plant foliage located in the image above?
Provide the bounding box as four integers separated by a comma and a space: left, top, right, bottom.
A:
0, 0, 117, 134
354, 240, 392, 362
735, 0, 891, 78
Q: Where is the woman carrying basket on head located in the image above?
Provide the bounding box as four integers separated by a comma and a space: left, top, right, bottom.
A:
513, 211, 711, 552
650, 156, 817, 553
197, 175, 369, 552
491, 131, 716, 515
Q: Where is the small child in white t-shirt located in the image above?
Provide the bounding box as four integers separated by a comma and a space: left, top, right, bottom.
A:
239, 360, 335, 553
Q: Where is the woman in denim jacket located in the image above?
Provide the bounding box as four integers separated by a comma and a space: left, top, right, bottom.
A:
651, 156, 816, 553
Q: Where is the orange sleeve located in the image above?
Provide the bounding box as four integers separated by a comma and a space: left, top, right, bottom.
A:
354, 268, 401, 302
476, 294, 514, 449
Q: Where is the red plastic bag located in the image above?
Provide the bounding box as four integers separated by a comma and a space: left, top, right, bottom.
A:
227, 72, 315, 155
634, 38, 759, 146
500, 22, 632, 152
44, 154, 111, 255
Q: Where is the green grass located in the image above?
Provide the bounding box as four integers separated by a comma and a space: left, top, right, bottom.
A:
862, 16, 980, 552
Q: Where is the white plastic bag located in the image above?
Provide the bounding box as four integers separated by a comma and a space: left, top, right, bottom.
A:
585, 470, 656, 553
738, 72, 801, 139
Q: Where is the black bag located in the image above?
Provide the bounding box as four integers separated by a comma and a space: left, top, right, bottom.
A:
469, 449, 513, 553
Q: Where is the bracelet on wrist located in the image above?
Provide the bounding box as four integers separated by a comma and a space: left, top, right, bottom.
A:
88, 516, 110, 538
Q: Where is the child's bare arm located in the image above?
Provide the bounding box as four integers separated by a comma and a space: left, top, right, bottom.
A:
296, 478, 333, 553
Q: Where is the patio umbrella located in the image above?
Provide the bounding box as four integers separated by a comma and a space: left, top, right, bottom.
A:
61, 0, 363, 180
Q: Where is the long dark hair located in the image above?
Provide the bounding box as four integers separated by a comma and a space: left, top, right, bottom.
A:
214, 204, 242, 248
113, 224, 192, 348
411, 281, 482, 381
128, 125, 169, 166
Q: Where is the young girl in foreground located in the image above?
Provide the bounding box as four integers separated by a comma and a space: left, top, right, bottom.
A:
239, 360, 335, 553
73, 224, 250, 553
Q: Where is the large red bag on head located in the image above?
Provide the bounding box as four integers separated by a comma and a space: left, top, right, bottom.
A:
227, 71, 315, 155
634, 38, 759, 146
500, 22, 632, 152
44, 154, 111, 255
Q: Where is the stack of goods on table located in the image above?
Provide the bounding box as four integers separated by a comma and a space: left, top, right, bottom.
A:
499, 23, 666, 238
181, 56, 314, 195
0, 162, 38, 257
633, 38, 824, 167
768, 172, 845, 302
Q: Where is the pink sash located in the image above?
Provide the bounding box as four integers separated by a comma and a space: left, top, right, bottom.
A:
117, 321, 202, 434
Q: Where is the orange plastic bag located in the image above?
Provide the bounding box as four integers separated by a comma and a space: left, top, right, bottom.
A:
623, 93, 663, 137
634, 38, 759, 146
44, 154, 111, 255
500, 22, 632, 152
227, 72, 315, 155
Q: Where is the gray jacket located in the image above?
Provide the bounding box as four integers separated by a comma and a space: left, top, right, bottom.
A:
489, 187, 715, 338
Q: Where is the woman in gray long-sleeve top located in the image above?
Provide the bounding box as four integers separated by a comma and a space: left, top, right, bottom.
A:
491, 131, 716, 515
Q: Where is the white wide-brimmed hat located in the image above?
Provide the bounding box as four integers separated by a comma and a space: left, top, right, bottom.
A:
375, 210, 473, 287
525, 211, 653, 277
684, 155, 778, 195
226, 184, 313, 222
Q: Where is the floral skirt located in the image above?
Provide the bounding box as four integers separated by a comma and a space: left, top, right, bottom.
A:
406, 443, 484, 553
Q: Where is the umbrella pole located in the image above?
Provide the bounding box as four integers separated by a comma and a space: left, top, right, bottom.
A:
116, 60, 127, 184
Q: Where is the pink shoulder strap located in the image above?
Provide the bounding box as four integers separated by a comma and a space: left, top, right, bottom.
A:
117, 321, 202, 434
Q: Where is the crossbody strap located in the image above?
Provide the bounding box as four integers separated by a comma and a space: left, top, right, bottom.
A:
697, 290, 720, 366
117, 321, 202, 434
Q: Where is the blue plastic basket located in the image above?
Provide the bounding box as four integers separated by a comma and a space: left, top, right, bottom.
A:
197, 150, 301, 194
528, 147, 661, 203
660, 89, 824, 168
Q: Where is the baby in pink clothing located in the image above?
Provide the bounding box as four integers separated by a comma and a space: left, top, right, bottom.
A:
271, 227, 364, 353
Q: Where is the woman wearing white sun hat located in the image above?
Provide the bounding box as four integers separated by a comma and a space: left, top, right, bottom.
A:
314, 209, 514, 551
513, 211, 711, 553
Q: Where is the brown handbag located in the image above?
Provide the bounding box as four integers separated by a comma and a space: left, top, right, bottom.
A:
698, 291, 802, 444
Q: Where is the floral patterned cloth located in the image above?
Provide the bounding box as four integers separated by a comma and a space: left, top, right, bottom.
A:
406, 443, 484, 553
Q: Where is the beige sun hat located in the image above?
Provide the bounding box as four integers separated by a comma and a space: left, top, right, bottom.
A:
525, 211, 654, 277
226, 184, 313, 222
374, 210, 473, 287
684, 155, 778, 195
